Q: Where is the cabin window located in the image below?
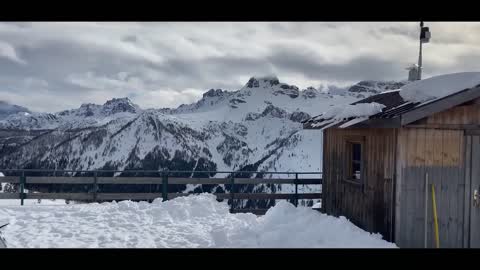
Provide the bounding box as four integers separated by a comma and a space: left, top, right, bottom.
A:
345, 137, 365, 183
350, 143, 362, 180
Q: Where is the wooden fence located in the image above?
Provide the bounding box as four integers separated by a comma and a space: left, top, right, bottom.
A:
0, 169, 322, 215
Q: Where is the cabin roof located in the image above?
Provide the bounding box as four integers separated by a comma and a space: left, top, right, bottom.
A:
303, 85, 480, 130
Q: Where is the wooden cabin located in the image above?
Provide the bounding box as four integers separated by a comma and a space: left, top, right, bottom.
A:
303, 83, 480, 248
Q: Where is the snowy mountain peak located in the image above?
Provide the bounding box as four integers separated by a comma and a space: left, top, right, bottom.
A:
80, 103, 96, 108
102, 97, 140, 114
242, 76, 300, 99
0, 101, 30, 120
245, 76, 280, 88
203, 89, 226, 98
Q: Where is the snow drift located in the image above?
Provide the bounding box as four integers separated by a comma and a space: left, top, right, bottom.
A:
0, 194, 396, 248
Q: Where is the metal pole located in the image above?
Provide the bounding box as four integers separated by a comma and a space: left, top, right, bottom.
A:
424, 172, 428, 248
93, 171, 98, 202
230, 174, 235, 212
20, 171, 25, 206
418, 21, 423, 80
294, 173, 299, 207
162, 170, 168, 202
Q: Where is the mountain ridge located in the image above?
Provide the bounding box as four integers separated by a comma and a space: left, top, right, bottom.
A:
0, 77, 408, 207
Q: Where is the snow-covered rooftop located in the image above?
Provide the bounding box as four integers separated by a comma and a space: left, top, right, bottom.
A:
305, 72, 480, 130
400, 72, 480, 103
310, 102, 385, 130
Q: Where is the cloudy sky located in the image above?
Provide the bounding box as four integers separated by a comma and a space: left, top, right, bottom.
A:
0, 22, 479, 112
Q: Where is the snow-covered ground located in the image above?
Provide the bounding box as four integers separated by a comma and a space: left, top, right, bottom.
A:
0, 194, 396, 248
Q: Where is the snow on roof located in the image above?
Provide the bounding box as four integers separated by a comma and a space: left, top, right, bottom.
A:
400, 72, 480, 103
311, 102, 385, 129
0, 193, 397, 248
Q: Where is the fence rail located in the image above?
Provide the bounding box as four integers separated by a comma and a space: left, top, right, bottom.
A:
0, 169, 322, 214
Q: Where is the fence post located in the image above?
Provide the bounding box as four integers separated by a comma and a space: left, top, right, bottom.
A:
162, 170, 168, 202
93, 171, 98, 202
20, 171, 25, 206
230, 174, 235, 212
294, 173, 298, 207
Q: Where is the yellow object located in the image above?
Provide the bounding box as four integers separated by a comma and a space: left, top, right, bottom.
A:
432, 184, 440, 248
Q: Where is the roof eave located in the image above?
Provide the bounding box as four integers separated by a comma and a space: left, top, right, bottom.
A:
400, 86, 480, 126
303, 117, 401, 130
348, 117, 402, 128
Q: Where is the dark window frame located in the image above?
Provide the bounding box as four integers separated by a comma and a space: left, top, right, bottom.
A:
344, 136, 366, 187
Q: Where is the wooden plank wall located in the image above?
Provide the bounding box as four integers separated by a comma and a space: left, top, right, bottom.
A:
323, 128, 396, 241
395, 127, 466, 248
425, 99, 480, 125
408, 98, 480, 128
394, 101, 480, 247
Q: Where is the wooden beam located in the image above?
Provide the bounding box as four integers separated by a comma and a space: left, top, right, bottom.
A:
168, 178, 229, 184
233, 178, 322, 185
26, 193, 93, 200
210, 193, 322, 200
97, 177, 163, 184
351, 117, 402, 128
0, 176, 20, 183
26, 177, 94, 184
401, 86, 480, 126
0, 192, 322, 201
465, 129, 480, 136
7, 176, 321, 185
230, 209, 269, 215
0, 193, 20, 199
96, 193, 162, 200
407, 124, 480, 130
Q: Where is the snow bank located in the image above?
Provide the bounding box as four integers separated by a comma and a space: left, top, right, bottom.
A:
0, 194, 396, 248
400, 72, 480, 103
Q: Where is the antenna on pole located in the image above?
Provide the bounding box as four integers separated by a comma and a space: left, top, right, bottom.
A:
417, 21, 431, 80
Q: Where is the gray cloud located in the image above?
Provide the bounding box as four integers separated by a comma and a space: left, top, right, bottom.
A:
267, 46, 402, 82
0, 22, 479, 112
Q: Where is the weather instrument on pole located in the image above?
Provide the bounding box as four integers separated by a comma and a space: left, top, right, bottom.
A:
417, 21, 431, 80
420, 22, 431, 43
407, 22, 431, 81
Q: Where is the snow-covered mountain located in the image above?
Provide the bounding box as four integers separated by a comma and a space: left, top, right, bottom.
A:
0, 101, 30, 120
0, 76, 407, 206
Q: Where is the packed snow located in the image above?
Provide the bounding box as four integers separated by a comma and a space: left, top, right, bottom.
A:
319, 102, 386, 120
0, 194, 396, 248
311, 102, 385, 129
400, 72, 480, 102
